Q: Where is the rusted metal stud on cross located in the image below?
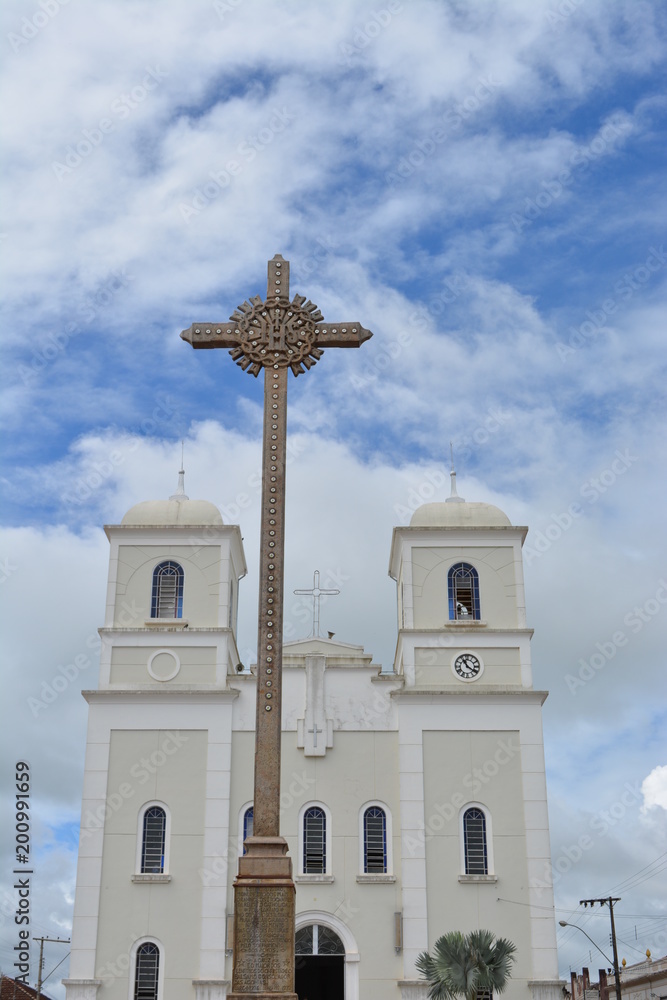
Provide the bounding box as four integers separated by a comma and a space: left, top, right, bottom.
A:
181, 254, 372, 1000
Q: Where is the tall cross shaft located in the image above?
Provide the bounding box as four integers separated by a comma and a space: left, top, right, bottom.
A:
182, 254, 371, 999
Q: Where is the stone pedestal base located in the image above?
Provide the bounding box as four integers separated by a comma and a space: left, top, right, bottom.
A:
228, 837, 298, 1000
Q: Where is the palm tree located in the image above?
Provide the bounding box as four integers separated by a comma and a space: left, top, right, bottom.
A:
416, 929, 517, 1000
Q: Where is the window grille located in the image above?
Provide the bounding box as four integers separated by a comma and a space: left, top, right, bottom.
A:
295, 924, 343, 956
448, 563, 480, 620
295, 925, 314, 955
151, 561, 184, 619
134, 943, 159, 1000
242, 807, 253, 854
303, 807, 326, 873
463, 807, 488, 874
316, 926, 345, 955
141, 807, 166, 874
363, 807, 387, 873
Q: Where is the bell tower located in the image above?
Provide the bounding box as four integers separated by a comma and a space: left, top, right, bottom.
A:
64, 473, 246, 1000
389, 469, 531, 689
389, 473, 562, 1000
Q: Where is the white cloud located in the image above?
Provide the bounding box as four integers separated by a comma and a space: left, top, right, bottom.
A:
642, 765, 667, 812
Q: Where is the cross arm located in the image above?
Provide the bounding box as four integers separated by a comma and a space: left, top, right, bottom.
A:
180, 322, 240, 349
313, 322, 373, 348
181, 319, 373, 351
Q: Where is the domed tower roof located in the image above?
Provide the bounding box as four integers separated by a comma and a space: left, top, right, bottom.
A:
409, 469, 511, 527
410, 501, 511, 528
120, 468, 223, 526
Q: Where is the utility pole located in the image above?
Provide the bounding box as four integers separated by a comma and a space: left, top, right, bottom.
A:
580, 898, 622, 1000
33, 937, 70, 1000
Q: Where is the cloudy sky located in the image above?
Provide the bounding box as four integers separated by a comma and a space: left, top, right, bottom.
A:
1, 0, 666, 990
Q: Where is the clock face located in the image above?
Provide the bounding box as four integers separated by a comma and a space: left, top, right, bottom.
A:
453, 652, 482, 680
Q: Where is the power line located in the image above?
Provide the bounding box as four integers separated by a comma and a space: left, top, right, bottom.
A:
606, 851, 667, 894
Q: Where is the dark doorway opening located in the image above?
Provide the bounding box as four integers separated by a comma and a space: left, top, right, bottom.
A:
295, 954, 344, 1000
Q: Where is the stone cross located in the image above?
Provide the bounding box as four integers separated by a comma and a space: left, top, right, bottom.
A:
182, 254, 372, 1000
293, 569, 340, 637
308, 723, 323, 747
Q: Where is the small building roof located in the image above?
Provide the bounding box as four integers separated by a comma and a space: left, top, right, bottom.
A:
0, 975, 54, 1000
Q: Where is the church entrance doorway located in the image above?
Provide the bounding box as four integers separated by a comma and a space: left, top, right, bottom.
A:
295, 923, 345, 1000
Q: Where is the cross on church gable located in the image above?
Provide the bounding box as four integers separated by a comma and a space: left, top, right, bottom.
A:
294, 569, 340, 637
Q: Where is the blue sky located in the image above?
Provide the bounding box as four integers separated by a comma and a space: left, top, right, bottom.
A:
1, 0, 666, 989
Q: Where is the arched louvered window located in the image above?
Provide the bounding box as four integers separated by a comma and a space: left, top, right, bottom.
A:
448, 562, 480, 620
303, 806, 326, 873
134, 942, 160, 1000
151, 561, 184, 619
463, 807, 488, 874
242, 806, 253, 854
141, 806, 166, 874
363, 806, 387, 873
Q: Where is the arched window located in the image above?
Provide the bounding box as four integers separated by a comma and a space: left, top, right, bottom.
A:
303, 807, 326, 874
363, 806, 387, 873
134, 942, 160, 1000
448, 562, 480, 620
463, 807, 488, 874
243, 806, 253, 854
295, 923, 345, 955
141, 806, 166, 873
151, 561, 184, 619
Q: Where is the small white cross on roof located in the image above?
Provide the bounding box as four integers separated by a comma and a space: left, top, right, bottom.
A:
293, 569, 340, 637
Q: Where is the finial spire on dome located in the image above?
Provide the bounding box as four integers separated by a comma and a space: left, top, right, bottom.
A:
446, 441, 465, 503
169, 440, 189, 501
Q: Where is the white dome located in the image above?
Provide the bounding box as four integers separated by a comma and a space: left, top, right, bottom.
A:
121, 499, 223, 526
410, 500, 511, 528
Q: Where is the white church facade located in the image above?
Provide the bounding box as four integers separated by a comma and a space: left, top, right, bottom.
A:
63, 473, 563, 1000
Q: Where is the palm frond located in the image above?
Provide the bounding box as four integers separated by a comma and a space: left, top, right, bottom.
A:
417, 930, 517, 1000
